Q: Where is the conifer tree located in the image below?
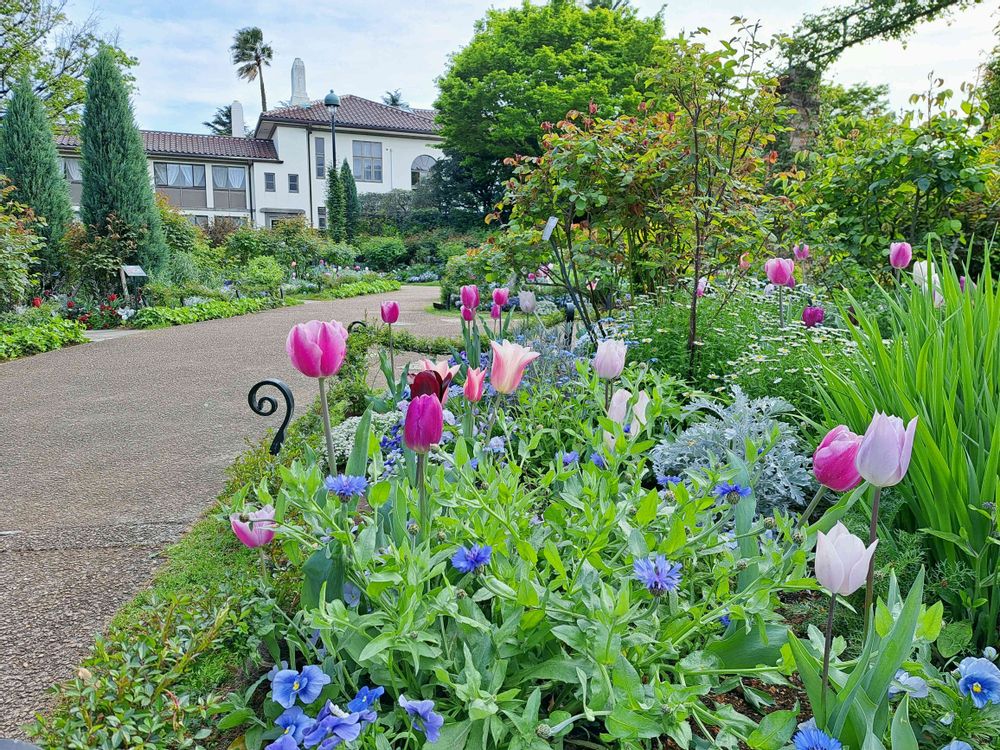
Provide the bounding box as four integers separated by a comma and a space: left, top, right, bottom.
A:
340, 159, 360, 241
0, 78, 73, 282
325, 164, 346, 242
80, 46, 166, 272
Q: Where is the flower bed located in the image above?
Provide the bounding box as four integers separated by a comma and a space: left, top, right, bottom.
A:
0, 317, 87, 361
308, 277, 402, 300
130, 297, 287, 328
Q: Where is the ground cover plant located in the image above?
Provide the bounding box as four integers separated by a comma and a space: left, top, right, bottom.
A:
0, 315, 86, 360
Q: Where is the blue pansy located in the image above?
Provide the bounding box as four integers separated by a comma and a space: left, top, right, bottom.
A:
348, 685, 385, 713
276, 706, 314, 743
793, 726, 842, 750
940, 742, 973, 750
590, 452, 607, 469
399, 695, 444, 743
562, 451, 579, 466
325, 473, 368, 500
633, 555, 682, 595
451, 544, 492, 574
266, 735, 300, 750
888, 669, 929, 698
302, 701, 363, 748
267, 660, 289, 681
714, 482, 752, 500
487, 436, 506, 453
272, 665, 332, 709
957, 657, 1000, 708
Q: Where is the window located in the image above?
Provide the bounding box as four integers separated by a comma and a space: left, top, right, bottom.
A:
410, 155, 437, 187
189, 215, 210, 228
153, 162, 207, 208
212, 166, 247, 210
315, 137, 326, 178
317, 207, 327, 231
288, 174, 299, 193
264, 172, 276, 192
61, 158, 83, 203
352, 141, 382, 182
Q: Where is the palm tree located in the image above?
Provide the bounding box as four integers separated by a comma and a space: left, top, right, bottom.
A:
204, 105, 233, 135
382, 89, 408, 108
231, 27, 274, 111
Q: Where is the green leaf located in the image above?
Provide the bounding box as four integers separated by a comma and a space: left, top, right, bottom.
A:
915, 602, 943, 642
747, 708, 798, 750
216, 708, 253, 730
890, 696, 918, 750
937, 621, 973, 659
635, 488, 658, 526
605, 705, 663, 739
345, 408, 372, 476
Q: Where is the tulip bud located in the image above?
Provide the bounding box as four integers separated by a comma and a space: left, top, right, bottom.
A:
490, 303, 501, 319
739, 253, 751, 271
404, 394, 444, 454
813, 425, 863, 492
464, 367, 486, 403
802, 306, 825, 328
519, 290, 537, 313
815, 522, 878, 595
889, 242, 912, 269
380, 301, 400, 324
286, 320, 347, 378
855, 412, 917, 487
492, 287, 510, 307
460, 285, 480, 309
592, 339, 626, 380
793, 244, 810, 260
764, 258, 795, 286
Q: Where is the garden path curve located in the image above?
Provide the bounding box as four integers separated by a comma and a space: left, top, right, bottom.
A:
0, 285, 456, 737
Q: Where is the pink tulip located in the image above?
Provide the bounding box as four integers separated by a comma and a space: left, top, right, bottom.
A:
815, 522, 878, 596
490, 303, 502, 319
696, 277, 708, 298
380, 301, 399, 324
329, 319, 350, 341
461, 305, 475, 322
230, 505, 276, 548
605, 388, 650, 446
786, 276, 796, 289
518, 291, 537, 313
855, 412, 917, 487
802, 306, 825, 328
527, 272, 537, 281
464, 367, 486, 403
739, 253, 751, 271
460, 285, 480, 309
416, 359, 459, 385
489, 340, 539, 394
889, 242, 912, 269
793, 244, 810, 261
764, 258, 795, 286
813, 426, 862, 492
286, 320, 347, 378
492, 287, 509, 307
404, 394, 443, 454
592, 339, 626, 380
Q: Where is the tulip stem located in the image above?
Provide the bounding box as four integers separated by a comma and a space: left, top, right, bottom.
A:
388, 323, 395, 379
863, 485, 881, 633
821, 590, 837, 713
797, 486, 827, 529
416, 453, 428, 546
318, 377, 336, 477
778, 286, 785, 327
604, 380, 611, 411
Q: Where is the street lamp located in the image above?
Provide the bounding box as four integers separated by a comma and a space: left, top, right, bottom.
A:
324, 89, 340, 168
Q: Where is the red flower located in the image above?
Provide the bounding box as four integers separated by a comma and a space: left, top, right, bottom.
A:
588, 100, 598, 115
108, 293, 118, 302
31, 297, 42, 307
66, 300, 75, 309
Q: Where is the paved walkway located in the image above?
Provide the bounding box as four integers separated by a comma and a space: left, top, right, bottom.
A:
0, 285, 456, 737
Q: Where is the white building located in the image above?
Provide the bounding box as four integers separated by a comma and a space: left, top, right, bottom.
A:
56, 59, 443, 229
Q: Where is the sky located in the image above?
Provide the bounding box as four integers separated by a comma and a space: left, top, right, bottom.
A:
64, 0, 999, 134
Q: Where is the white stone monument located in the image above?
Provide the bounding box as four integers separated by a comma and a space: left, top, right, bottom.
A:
289, 58, 310, 107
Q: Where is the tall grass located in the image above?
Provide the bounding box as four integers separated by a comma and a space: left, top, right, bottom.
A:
814, 254, 1000, 645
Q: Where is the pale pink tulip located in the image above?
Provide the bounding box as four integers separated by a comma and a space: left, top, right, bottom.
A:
286, 320, 347, 378
464, 367, 486, 403
793, 244, 810, 260
230, 505, 276, 548
489, 340, 539, 394
739, 253, 751, 271
764, 258, 795, 286
855, 412, 917, 487
592, 339, 626, 380
813, 426, 862, 492
417, 359, 460, 383
518, 291, 537, 313
815, 522, 878, 596
696, 277, 708, 297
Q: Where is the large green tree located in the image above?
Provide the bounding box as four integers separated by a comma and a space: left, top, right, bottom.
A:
434, 0, 662, 211
0, 0, 135, 128
0, 78, 73, 280
340, 159, 359, 241
325, 164, 346, 242
80, 46, 165, 273
231, 27, 273, 112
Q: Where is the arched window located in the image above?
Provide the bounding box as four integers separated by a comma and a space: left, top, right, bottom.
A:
410, 155, 437, 186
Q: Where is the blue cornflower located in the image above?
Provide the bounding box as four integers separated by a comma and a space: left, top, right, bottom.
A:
657, 474, 682, 487
275, 706, 314, 743
272, 665, 331, 709
399, 695, 444, 743
325, 474, 368, 500
301, 701, 363, 748
451, 544, 492, 574
632, 555, 682, 595
343, 582, 361, 608
957, 657, 1000, 708
792, 726, 842, 750
719, 614, 732, 628
941, 742, 973, 750
562, 451, 579, 466
265, 735, 299, 750
889, 669, 929, 698
714, 482, 752, 500
590, 451, 607, 469
623, 424, 631, 434
348, 685, 384, 713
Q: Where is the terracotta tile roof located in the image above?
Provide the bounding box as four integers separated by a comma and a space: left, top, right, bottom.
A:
261, 95, 440, 135
55, 131, 279, 161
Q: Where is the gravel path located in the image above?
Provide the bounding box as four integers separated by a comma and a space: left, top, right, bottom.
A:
0, 285, 456, 738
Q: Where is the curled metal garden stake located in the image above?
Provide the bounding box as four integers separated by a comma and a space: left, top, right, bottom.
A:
248, 378, 295, 455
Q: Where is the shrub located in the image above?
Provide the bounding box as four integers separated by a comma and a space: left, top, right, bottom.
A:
242, 254, 285, 292
358, 235, 407, 271
439, 241, 511, 304
0, 317, 87, 359
0, 179, 42, 308
358, 189, 411, 235
130, 297, 282, 328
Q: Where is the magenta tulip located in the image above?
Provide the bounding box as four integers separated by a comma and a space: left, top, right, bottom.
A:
404, 394, 444, 454
802, 306, 825, 328
696, 277, 708, 298
230, 505, 276, 548
490, 303, 502, 319
464, 367, 486, 403
813, 426, 863, 492
855, 412, 918, 487
490, 340, 539, 394
592, 339, 626, 380
815, 522, 878, 596
460, 285, 480, 309
380, 301, 400, 324
286, 320, 347, 378
764, 258, 795, 286
461, 305, 475, 322
492, 287, 510, 307
889, 242, 912, 269
793, 244, 810, 261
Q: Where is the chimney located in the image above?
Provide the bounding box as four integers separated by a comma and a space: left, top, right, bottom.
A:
290, 58, 310, 106
231, 100, 245, 137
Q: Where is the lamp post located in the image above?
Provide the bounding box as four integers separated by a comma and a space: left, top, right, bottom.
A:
324, 89, 340, 168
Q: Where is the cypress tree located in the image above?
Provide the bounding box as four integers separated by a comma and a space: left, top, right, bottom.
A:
0, 78, 73, 282
80, 47, 166, 273
340, 159, 360, 241
325, 164, 346, 242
